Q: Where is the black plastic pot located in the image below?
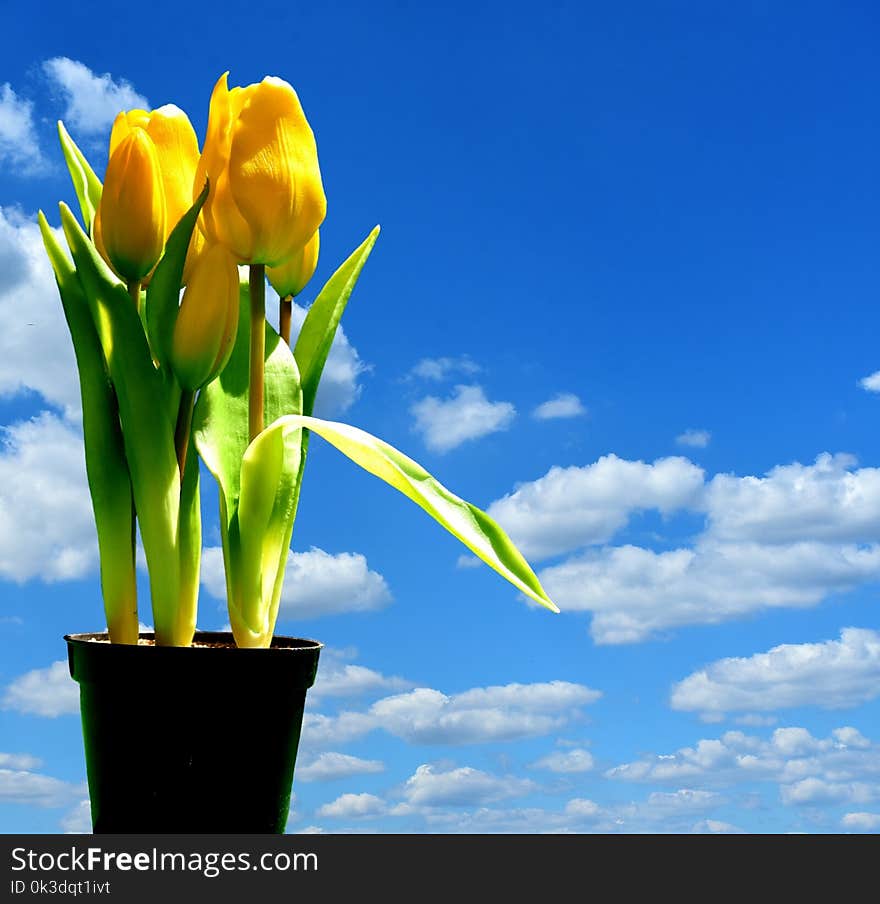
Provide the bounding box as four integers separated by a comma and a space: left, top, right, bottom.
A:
66, 631, 322, 834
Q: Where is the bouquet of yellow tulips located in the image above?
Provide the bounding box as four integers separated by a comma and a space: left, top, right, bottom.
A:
42, 72, 557, 650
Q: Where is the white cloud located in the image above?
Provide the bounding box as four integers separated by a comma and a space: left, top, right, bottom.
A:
780, 777, 877, 807
691, 818, 745, 834
541, 540, 880, 644
670, 628, 880, 717
411, 384, 515, 452
409, 356, 480, 381
401, 764, 536, 807
2, 660, 78, 717
0, 768, 85, 807
531, 748, 595, 773
676, 428, 711, 448
704, 453, 880, 545
0, 414, 98, 583
532, 393, 587, 421
0, 752, 41, 770
607, 726, 880, 807
488, 454, 704, 561
60, 800, 91, 833
297, 752, 384, 782
201, 546, 391, 619
303, 679, 599, 748
841, 811, 880, 830
43, 57, 148, 136
287, 302, 367, 416
309, 650, 411, 702
0, 85, 44, 172
367, 681, 599, 745
317, 793, 387, 819
859, 371, 880, 392
0, 208, 81, 417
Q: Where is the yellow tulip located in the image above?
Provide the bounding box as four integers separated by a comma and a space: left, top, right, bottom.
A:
170, 243, 239, 391
96, 105, 204, 283
95, 129, 165, 282
195, 72, 326, 267
267, 230, 320, 298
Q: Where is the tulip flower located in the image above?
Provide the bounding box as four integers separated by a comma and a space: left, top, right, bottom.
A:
95, 105, 204, 285
95, 129, 166, 283
268, 230, 320, 344
195, 73, 326, 268
267, 230, 320, 299
170, 243, 239, 392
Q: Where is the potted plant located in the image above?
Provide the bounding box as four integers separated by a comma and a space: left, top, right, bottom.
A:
41, 72, 557, 834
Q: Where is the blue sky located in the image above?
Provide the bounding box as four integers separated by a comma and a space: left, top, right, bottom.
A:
1, 0, 880, 833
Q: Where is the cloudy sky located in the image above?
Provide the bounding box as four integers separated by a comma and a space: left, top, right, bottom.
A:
1, 1, 880, 834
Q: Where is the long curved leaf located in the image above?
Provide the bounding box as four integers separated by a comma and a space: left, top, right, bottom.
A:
294, 226, 379, 415
57, 122, 102, 235
266, 414, 558, 612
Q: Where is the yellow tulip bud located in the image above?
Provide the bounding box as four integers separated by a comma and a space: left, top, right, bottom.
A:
170, 243, 240, 391
267, 230, 320, 298
195, 72, 326, 267
96, 105, 204, 283
95, 129, 165, 282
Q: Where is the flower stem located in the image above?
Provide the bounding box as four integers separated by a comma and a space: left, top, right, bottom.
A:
174, 389, 195, 478
279, 295, 293, 346
127, 279, 141, 315
249, 264, 266, 442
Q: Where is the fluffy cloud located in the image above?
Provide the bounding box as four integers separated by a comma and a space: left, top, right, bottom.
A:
670, 628, 880, 717
411, 385, 515, 452
541, 541, 880, 644
0, 85, 43, 172
59, 800, 91, 833
0, 768, 85, 807
316, 793, 387, 819
303, 679, 599, 748
488, 454, 704, 561
0, 208, 80, 417
859, 371, 880, 392
530, 748, 595, 773
201, 546, 391, 619
0, 414, 97, 583
0, 753, 41, 770
366, 681, 599, 745
296, 753, 384, 782
401, 764, 536, 807
607, 725, 880, 806
308, 649, 411, 702
409, 356, 480, 381
704, 453, 880, 545
532, 393, 587, 421
287, 302, 366, 416
676, 428, 711, 448
841, 811, 880, 830
2, 660, 78, 717
43, 57, 148, 136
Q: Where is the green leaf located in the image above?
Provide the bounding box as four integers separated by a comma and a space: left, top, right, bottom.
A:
146, 180, 210, 369
294, 226, 379, 415
39, 211, 137, 643
58, 202, 196, 645
270, 415, 558, 613
57, 122, 102, 235
193, 280, 303, 529
193, 280, 303, 647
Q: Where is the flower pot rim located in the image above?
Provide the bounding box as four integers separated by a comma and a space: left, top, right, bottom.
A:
65, 630, 323, 656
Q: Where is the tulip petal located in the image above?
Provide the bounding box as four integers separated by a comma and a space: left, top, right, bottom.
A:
196, 73, 253, 261
227, 77, 326, 266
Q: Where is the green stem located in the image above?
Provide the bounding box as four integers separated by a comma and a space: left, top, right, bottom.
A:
174, 389, 195, 478
279, 294, 293, 346
249, 264, 266, 442
127, 279, 141, 316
